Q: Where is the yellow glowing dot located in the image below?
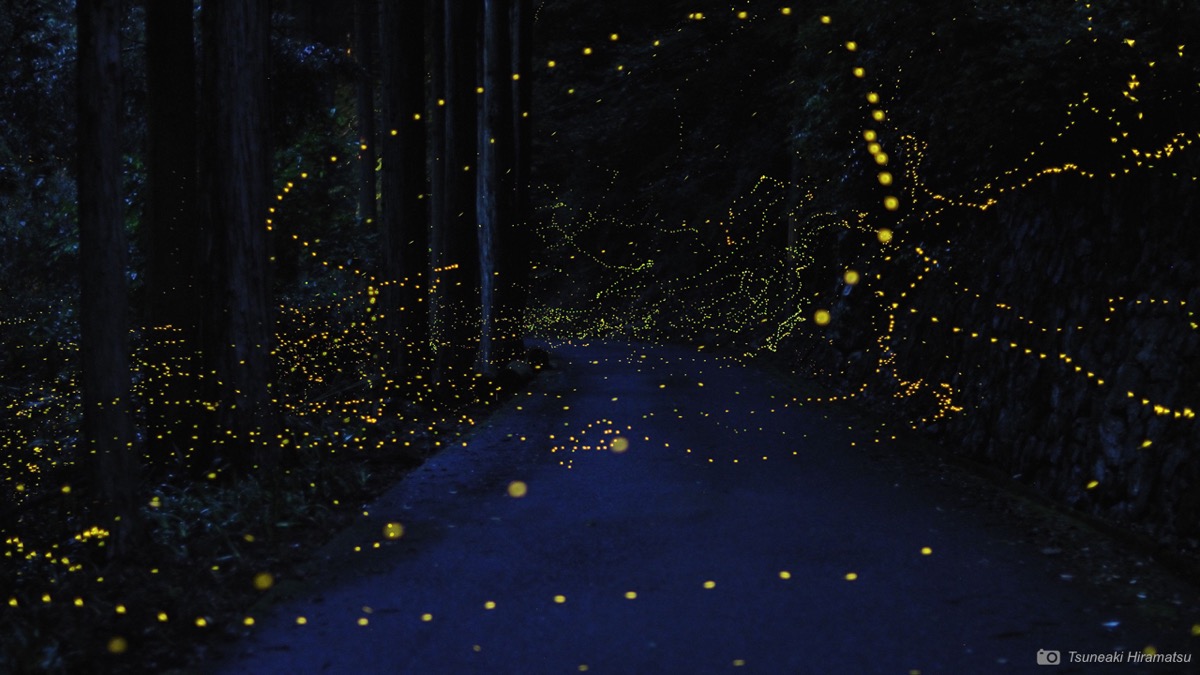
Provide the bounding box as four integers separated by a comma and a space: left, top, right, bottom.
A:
357, 617, 369, 626
61, 484, 71, 494
844, 572, 858, 581
866, 92, 879, 104
703, 580, 716, 589
583, 47, 593, 55
1143, 645, 1158, 656
820, 15, 831, 24
1086, 480, 1100, 489
737, 11, 748, 20
547, 60, 556, 68
253, 572, 274, 590
863, 129, 877, 142
921, 547, 932, 555
484, 600, 497, 610
872, 110, 886, 122
421, 613, 433, 622
296, 616, 307, 625
877, 228, 893, 243
195, 617, 208, 627
554, 595, 567, 604
115, 604, 126, 614
330, 156, 338, 163
383, 522, 405, 539
243, 617, 255, 626
1140, 439, 1152, 448
733, 660, 746, 667
157, 612, 169, 622
390, 129, 398, 136
107, 636, 128, 654
507, 481, 528, 498
610, 33, 619, 41
610, 437, 629, 453
813, 309, 831, 326
878, 171, 893, 186
845, 41, 858, 51
1190, 623, 1200, 636
780, 8, 792, 16
883, 196, 900, 211
779, 570, 792, 579
852, 66, 865, 78
844, 270, 860, 286
624, 591, 637, 600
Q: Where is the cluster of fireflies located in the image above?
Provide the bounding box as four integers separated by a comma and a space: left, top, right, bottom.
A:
3, 2, 1197, 669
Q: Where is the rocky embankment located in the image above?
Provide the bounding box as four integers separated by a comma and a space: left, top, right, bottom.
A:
816, 172, 1200, 556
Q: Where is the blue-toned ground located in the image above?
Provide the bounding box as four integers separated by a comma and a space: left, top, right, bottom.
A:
208, 342, 1193, 674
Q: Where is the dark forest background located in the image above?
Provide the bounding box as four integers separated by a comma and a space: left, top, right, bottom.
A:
2, 0, 1198, 671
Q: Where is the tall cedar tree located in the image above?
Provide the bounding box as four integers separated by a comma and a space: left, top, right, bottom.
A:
430, 0, 480, 394
476, 0, 514, 373
500, 0, 532, 360
76, 0, 141, 552
198, 0, 279, 470
354, 0, 377, 227
144, 0, 198, 453
379, 0, 430, 372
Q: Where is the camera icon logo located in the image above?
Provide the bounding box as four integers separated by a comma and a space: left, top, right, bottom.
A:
1037, 649, 1061, 666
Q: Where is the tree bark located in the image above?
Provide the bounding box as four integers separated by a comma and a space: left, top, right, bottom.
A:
510, 0, 532, 232
354, 0, 378, 227
379, 0, 430, 373
502, 0, 532, 360
144, 0, 199, 455
477, 0, 514, 373
76, 0, 140, 553
430, 0, 480, 393
427, 0, 446, 376
198, 0, 278, 470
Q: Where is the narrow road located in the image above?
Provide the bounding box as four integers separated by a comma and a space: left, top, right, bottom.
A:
211, 342, 1191, 674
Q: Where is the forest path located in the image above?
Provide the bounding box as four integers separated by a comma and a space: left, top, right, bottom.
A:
210, 341, 1183, 674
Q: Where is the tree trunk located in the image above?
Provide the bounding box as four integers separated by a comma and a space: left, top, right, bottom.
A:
198, 0, 278, 470
144, 0, 198, 456
379, 0, 429, 373
76, 0, 140, 553
477, 0, 514, 373
502, 0, 532, 360
354, 0, 377, 227
430, 0, 480, 394
427, 0, 446, 377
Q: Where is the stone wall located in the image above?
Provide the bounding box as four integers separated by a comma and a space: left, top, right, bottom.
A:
813, 172, 1200, 551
